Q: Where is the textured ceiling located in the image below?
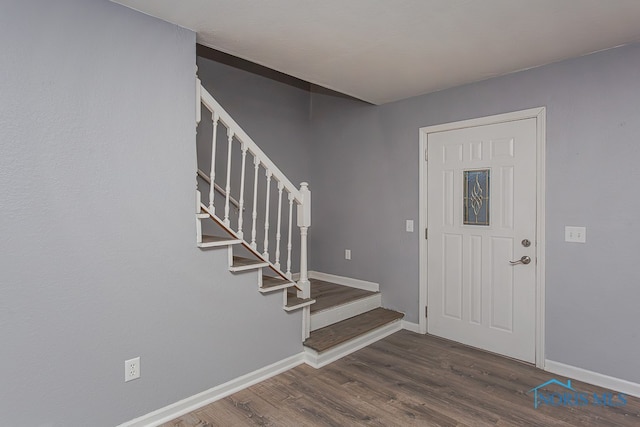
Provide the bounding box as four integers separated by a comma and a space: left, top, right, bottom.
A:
113, 0, 640, 104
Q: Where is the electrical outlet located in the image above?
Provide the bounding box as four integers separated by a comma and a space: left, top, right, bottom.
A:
125, 357, 140, 382
565, 226, 586, 243
345, 249, 351, 260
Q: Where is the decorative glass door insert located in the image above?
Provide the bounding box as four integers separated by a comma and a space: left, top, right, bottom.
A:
463, 169, 490, 226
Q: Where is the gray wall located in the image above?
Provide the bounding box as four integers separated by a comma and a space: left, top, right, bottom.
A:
196, 54, 312, 187
310, 43, 640, 383
0, 1, 301, 426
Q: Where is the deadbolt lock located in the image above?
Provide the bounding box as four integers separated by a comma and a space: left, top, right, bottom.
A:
521, 239, 531, 247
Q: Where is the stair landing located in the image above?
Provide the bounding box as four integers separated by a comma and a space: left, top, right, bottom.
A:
309, 279, 377, 313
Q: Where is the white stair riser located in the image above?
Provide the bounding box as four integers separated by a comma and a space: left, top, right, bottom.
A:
229, 263, 269, 272
259, 283, 294, 293
310, 293, 381, 331
284, 299, 316, 311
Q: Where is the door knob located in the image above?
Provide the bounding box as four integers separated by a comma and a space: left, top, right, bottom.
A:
509, 255, 531, 265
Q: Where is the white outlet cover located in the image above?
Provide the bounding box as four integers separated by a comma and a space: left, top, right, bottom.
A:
125, 357, 140, 382
565, 226, 586, 243
345, 249, 351, 260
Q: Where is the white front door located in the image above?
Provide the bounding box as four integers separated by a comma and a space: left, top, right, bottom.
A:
427, 118, 537, 363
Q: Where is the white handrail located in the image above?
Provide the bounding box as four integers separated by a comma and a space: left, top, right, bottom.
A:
200, 87, 303, 205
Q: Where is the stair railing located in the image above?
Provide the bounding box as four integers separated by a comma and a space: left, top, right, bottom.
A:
195, 75, 311, 307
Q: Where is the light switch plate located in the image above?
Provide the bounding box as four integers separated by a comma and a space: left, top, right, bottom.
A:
565, 226, 586, 243
406, 220, 414, 232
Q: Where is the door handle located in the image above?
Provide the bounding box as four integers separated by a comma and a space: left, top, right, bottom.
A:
509, 255, 531, 265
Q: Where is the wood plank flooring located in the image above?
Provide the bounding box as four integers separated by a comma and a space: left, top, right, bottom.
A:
308, 279, 378, 313
161, 330, 640, 426
303, 307, 403, 353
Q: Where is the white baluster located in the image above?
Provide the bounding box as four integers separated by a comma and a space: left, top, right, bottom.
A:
274, 182, 284, 270
237, 142, 248, 238
195, 70, 201, 125
263, 170, 273, 260
286, 193, 293, 279
250, 156, 260, 249
223, 129, 234, 227
208, 112, 219, 214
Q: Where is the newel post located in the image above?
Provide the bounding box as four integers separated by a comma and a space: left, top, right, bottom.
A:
297, 182, 311, 299
195, 68, 202, 216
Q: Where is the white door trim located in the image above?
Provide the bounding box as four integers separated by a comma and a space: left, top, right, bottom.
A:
419, 107, 546, 368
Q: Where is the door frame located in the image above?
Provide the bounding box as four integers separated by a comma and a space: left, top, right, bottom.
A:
418, 107, 546, 368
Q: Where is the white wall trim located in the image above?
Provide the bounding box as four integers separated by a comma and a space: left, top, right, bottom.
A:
304, 320, 402, 368
402, 320, 421, 334
418, 130, 429, 335
545, 360, 640, 398
307, 271, 379, 292
534, 109, 547, 369
118, 353, 305, 427
418, 107, 547, 366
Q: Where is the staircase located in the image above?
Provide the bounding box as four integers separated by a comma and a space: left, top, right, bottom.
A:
195, 74, 314, 340
195, 74, 403, 359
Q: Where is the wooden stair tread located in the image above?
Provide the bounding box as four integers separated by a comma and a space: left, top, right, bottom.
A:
201, 235, 238, 243
232, 256, 265, 267
303, 307, 404, 353
309, 279, 378, 313
262, 276, 291, 289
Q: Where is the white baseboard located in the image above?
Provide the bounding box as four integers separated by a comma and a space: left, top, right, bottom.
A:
307, 271, 379, 292
118, 353, 305, 427
401, 320, 422, 334
311, 293, 381, 331
545, 359, 640, 398
304, 320, 402, 368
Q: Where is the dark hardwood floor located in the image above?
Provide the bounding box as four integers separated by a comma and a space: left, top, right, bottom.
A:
162, 331, 640, 426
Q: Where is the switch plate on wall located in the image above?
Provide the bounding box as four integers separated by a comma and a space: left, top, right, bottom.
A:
565, 226, 586, 243
345, 249, 351, 260
406, 220, 414, 232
